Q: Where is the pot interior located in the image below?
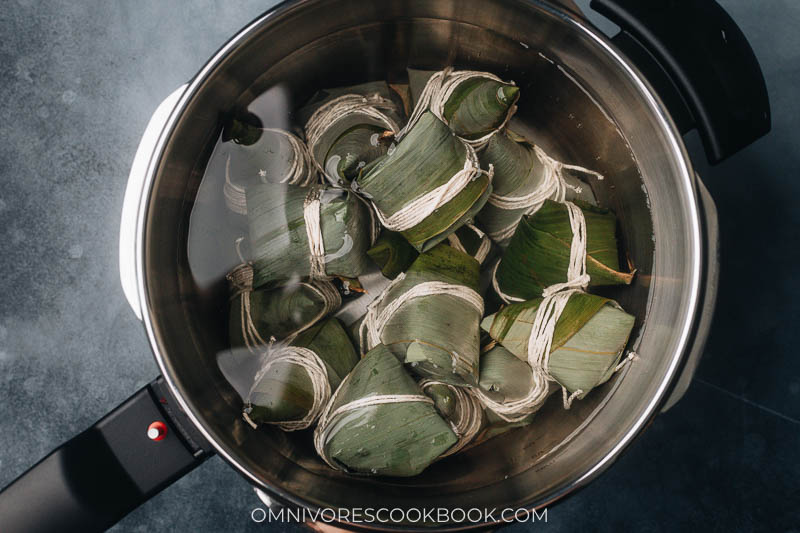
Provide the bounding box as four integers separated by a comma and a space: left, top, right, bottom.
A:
142, 0, 700, 522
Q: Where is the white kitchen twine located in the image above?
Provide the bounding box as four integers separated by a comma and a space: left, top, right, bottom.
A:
419, 379, 484, 457
313, 367, 434, 470
396, 68, 518, 150
479, 201, 596, 420
359, 273, 484, 375
244, 345, 331, 431
222, 128, 316, 215
491, 200, 590, 305
372, 141, 493, 232
475, 289, 582, 422
305, 94, 400, 180
447, 223, 491, 264
226, 262, 341, 352
227, 263, 268, 352
486, 145, 605, 242
303, 187, 327, 279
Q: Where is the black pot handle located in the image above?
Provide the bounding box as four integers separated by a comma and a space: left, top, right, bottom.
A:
589, 0, 771, 164
0, 377, 212, 532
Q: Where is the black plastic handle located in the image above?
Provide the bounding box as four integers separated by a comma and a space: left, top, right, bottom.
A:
590, 0, 771, 164
0, 377, 212, 532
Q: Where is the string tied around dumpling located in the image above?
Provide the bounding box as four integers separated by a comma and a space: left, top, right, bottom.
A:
313, 365, 434, 470
475, 289, 582, 422
227, 236, 341, 351
303, 187, 328, 279
485, 144, 605, 243
491, 200, 589, 304
480, 200, 595, 419
223, 128, 316, 215
447, 223, 491, 264
243, 345, 331, 431
226, 262, 268, 353
305, 94, 400, 182
396, 68, 518, 151
371, 140, 494, 232
359, 272, 484, 377
419, 379, 484, 457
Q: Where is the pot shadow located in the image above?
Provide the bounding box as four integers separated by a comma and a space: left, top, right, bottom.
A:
686, 128, 800, 421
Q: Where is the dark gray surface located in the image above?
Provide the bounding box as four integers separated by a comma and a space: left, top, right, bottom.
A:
0, 1, 797, 531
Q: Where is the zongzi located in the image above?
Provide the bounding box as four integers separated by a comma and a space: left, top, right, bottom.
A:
359, 244, 483, 386
301, 81, 404, 187
481, 291, 635, 417
402, 68, 519, 149
313, 344, 457, 476
420, 379, 484, 457
222, 119, 316, 215
244, 317, 358, 431
477, 130, 599, 244
247, 183, 375, 288
227, 263, 342, 349
492, 199, 633, 302
357, 111, 493, 252
477, 344, 535, 404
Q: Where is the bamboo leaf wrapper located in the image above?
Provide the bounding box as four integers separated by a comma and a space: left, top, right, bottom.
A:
313, 344, 457, 476
406, 68, 519, 145
359, 244, 483, 386
366, 230, 419, 279
245, 317, 358, 430
246, 183, 373, 288
477, 129, 603, 244
357, 111, 493, 252
447, 223, 492, 264
301, 81, 404, 186
493, 199, 633, 301
476, 130, 548, 244
420, 380, 484, 457
221, 119, 316, 215
227, 263, 342, 348
481, 292, 635, 399
478, 344, 535, 404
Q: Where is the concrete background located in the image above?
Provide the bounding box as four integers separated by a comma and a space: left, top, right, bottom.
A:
0, 0, 798, 531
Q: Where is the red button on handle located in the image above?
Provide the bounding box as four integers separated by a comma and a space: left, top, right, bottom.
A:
147, 421, 167, 441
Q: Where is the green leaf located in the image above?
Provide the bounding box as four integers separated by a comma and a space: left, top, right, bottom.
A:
407, 69, 520, 140
319, 344, 457, 476
324, 124, 391, 184
299, 81, 405, 187
357, 112, 492, 252
247, 317, 358, 425
246, 184, 372, 288
495, 199, 634, 300
366, 230, 419, 279
476, 130, 545, 244
371, 245, 482, 386
298, 81, 405, 124
478, 344, 534, 403
443, 78, 519, 140
420, 380, 484, 456
229, 279, 339, 345
481, 292, 635, 396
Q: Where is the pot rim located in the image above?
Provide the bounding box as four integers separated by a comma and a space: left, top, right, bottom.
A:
132, 0, 703, 528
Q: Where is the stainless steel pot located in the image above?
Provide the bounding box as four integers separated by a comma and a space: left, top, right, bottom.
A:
0, 0, 768, 531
